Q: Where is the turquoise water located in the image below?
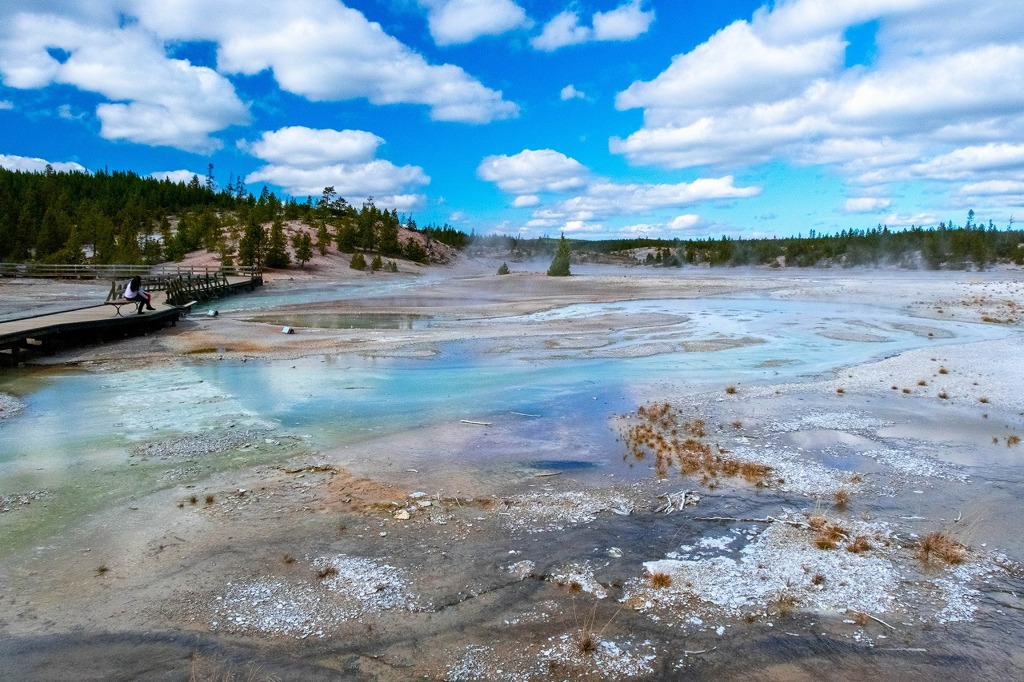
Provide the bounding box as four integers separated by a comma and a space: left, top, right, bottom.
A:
0, 298, 1010, 472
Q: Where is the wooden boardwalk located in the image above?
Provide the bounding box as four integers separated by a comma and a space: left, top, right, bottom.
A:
0, 274, 262, 366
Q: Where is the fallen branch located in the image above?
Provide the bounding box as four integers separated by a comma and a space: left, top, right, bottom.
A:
510, 411, 540, 417
535, 472, 562, 478
460, 420, 492, 426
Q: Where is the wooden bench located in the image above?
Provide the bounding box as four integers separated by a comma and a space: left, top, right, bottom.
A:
104, 279, 146, 316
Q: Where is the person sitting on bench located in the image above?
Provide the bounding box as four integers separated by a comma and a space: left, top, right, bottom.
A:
124, 275, 156, 314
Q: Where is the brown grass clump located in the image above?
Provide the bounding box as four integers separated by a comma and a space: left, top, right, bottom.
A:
810, 573, 826, 586
650, 571, 673, 589
850, 611, 870, 627
814, 523, 849, 550
205, 494, 215, 505
833, 489, 850, 509
577, 633, 597, 655
916, 531, 967, 565
902, 388, 912, 394
938, 391, 949, 400
622, 402, 775, 488
979, 396, 989, 404
770, 592, 799, 617
836, 387, 845, 395
731, 420, 743, 430
725, 385, 737, 395
806, 512, 827, 531
1008, 435, 1021, 447
849, 473, 863, 484
938, 367, 949, 375
282, 554, 296, 565
95, 564, 110, 576
917, 379, 928, 386
846, 535, 872, 553
189, 494, 198, 505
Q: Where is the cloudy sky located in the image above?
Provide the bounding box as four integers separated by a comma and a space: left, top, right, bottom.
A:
1, 0, 1022, 239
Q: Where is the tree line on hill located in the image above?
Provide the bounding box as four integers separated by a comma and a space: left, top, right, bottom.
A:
0, 167, 454, 268
1, 166, 1021, 271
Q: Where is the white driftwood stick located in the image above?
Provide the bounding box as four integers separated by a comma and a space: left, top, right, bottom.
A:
460, 420, 492, 426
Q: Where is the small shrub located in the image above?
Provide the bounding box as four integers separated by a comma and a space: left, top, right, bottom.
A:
916, 531, 967, 564
349, 251, 367, 270
497, 262, 510, 275
846, 535, 871, 553
650, 571, 673, 589
370, 254, 383, 272
833, 489, 850, 509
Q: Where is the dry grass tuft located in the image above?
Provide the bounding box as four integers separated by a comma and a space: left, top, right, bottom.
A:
189, 494, 198, 505
567, 580, 583, 594
979, 396, 989, 404
810, 573, 826, 586
916, 531, 967, 565
902, 388, 912, 394
813, 522, 849, 550
1008, 435, 1021, 447
833, 489, 850, 509
282, 554, 296, 565
725, 385, 738, 395
850, 611, 870, 627
846, 535, 872, 553
205, 494, 215, 505
577, 633, 597, 655
731, 420, 743, 430
849, 473, 863, 484
938, 367, 949, 375
917, 379, 928, 386
770, 591, 799, 617
938, 391, 949, 400
95, 564, 110, 576
650, 571, 673, 589
189, 654, 276, 682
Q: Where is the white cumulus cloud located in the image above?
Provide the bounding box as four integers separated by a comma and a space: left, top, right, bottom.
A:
560, 84, 586, 101
0, 12, 248, 152
532, 1, 653, 51
479, 146, 759, 233
477, 149, 589, 194
0, 153, 86, 173
612, 0, 1024, 209
420, 0, 531, 45
132, 0, 519, 124
243, 126, 429, 210
843, 197, 891, 213
152, 169, 204, 184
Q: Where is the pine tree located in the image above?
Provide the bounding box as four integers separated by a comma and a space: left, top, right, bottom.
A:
497, 262, 510, 275
349, 251, 367, 270
266, 217, 290, 268
294, 232, 313, 267
547, 233, 571, 276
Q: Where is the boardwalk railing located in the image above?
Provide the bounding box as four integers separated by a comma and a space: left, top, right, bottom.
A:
0, 262, 259, 281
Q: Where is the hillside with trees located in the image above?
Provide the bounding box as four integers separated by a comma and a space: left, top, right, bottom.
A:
0, 166, 455, 268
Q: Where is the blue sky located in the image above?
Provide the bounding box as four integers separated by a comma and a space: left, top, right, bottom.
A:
1, 0, 1023, 240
